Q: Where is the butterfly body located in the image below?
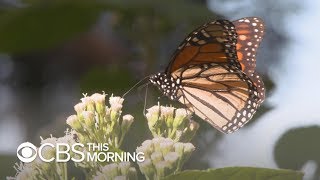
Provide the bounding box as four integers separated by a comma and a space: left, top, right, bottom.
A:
150, 17, 265, 133
149, 72, 182, 100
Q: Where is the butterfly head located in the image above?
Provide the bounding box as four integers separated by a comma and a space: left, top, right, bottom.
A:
149, 73, 181, 100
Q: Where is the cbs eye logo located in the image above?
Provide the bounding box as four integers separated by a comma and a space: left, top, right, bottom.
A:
17, 142, 37, 163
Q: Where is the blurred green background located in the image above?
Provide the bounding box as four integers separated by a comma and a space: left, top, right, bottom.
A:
0, 0, 319, 179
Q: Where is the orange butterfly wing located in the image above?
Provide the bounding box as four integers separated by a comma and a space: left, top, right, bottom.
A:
166, 20, 241, 74
233, 17, 265, 101
172, 63, 260, 133
150, 17, 266, 133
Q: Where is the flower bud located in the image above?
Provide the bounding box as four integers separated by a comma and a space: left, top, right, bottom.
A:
181, 143, 195, 163
151, 152, 163, 164
66, 115, 82, 131
146, 106, 161, 128
110, 105, 122, 123
118, 162, 131, 175
100, 163, 119, 178
121, 114, 134, 134
81, 96, 95, 112
172, 109, 188, 129
109, 96, 124, 107
159, 141, 174, 155
141, 140, 154, 153
161, 106, 175, 128
110, 104, 122, 121
141, 139, 153, 147
127, 167, 138, 180
109, 96, 124, 120
152, 137, 165, 150
173, 142, 185, 157
183, 143, 195, 155
138, 159, 155, 179
91, 93, 106, 113
164, 152, 179, 169
136, 145, 151, 158
110, 104, 122, 113
154, 161, 170, 178
74, 102, 86, 115
137, 137, 195, 179
82, 111, 95, 129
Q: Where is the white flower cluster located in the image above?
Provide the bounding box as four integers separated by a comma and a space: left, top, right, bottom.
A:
67, 93, 134, 148
8, 93, 200, 180
7, 130, 76, 180
93, 162, 137, 180
136, 137, 195, 179
146, 105, 199, 142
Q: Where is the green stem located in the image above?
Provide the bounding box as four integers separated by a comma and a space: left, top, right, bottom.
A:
63, 162, 68, 180
169, 129, 176, 139
115, 136, 119, 148
119, 133, 125, 147
56, 163, 63, 180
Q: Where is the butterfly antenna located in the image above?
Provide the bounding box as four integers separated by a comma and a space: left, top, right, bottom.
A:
136, 81, 150, 116
122, 75, 151, 98
143, 83, 149, 117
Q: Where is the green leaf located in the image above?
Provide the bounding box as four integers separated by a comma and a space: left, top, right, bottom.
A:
163, 167, 303, 180
0, 1, 104, 54
274, 126, 320, 178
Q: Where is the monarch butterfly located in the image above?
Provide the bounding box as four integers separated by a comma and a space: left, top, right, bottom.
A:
149, 17, 265, 134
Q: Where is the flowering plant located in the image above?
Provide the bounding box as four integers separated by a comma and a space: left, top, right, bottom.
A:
8, 93, 198, 180
7, 93, 302, 180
